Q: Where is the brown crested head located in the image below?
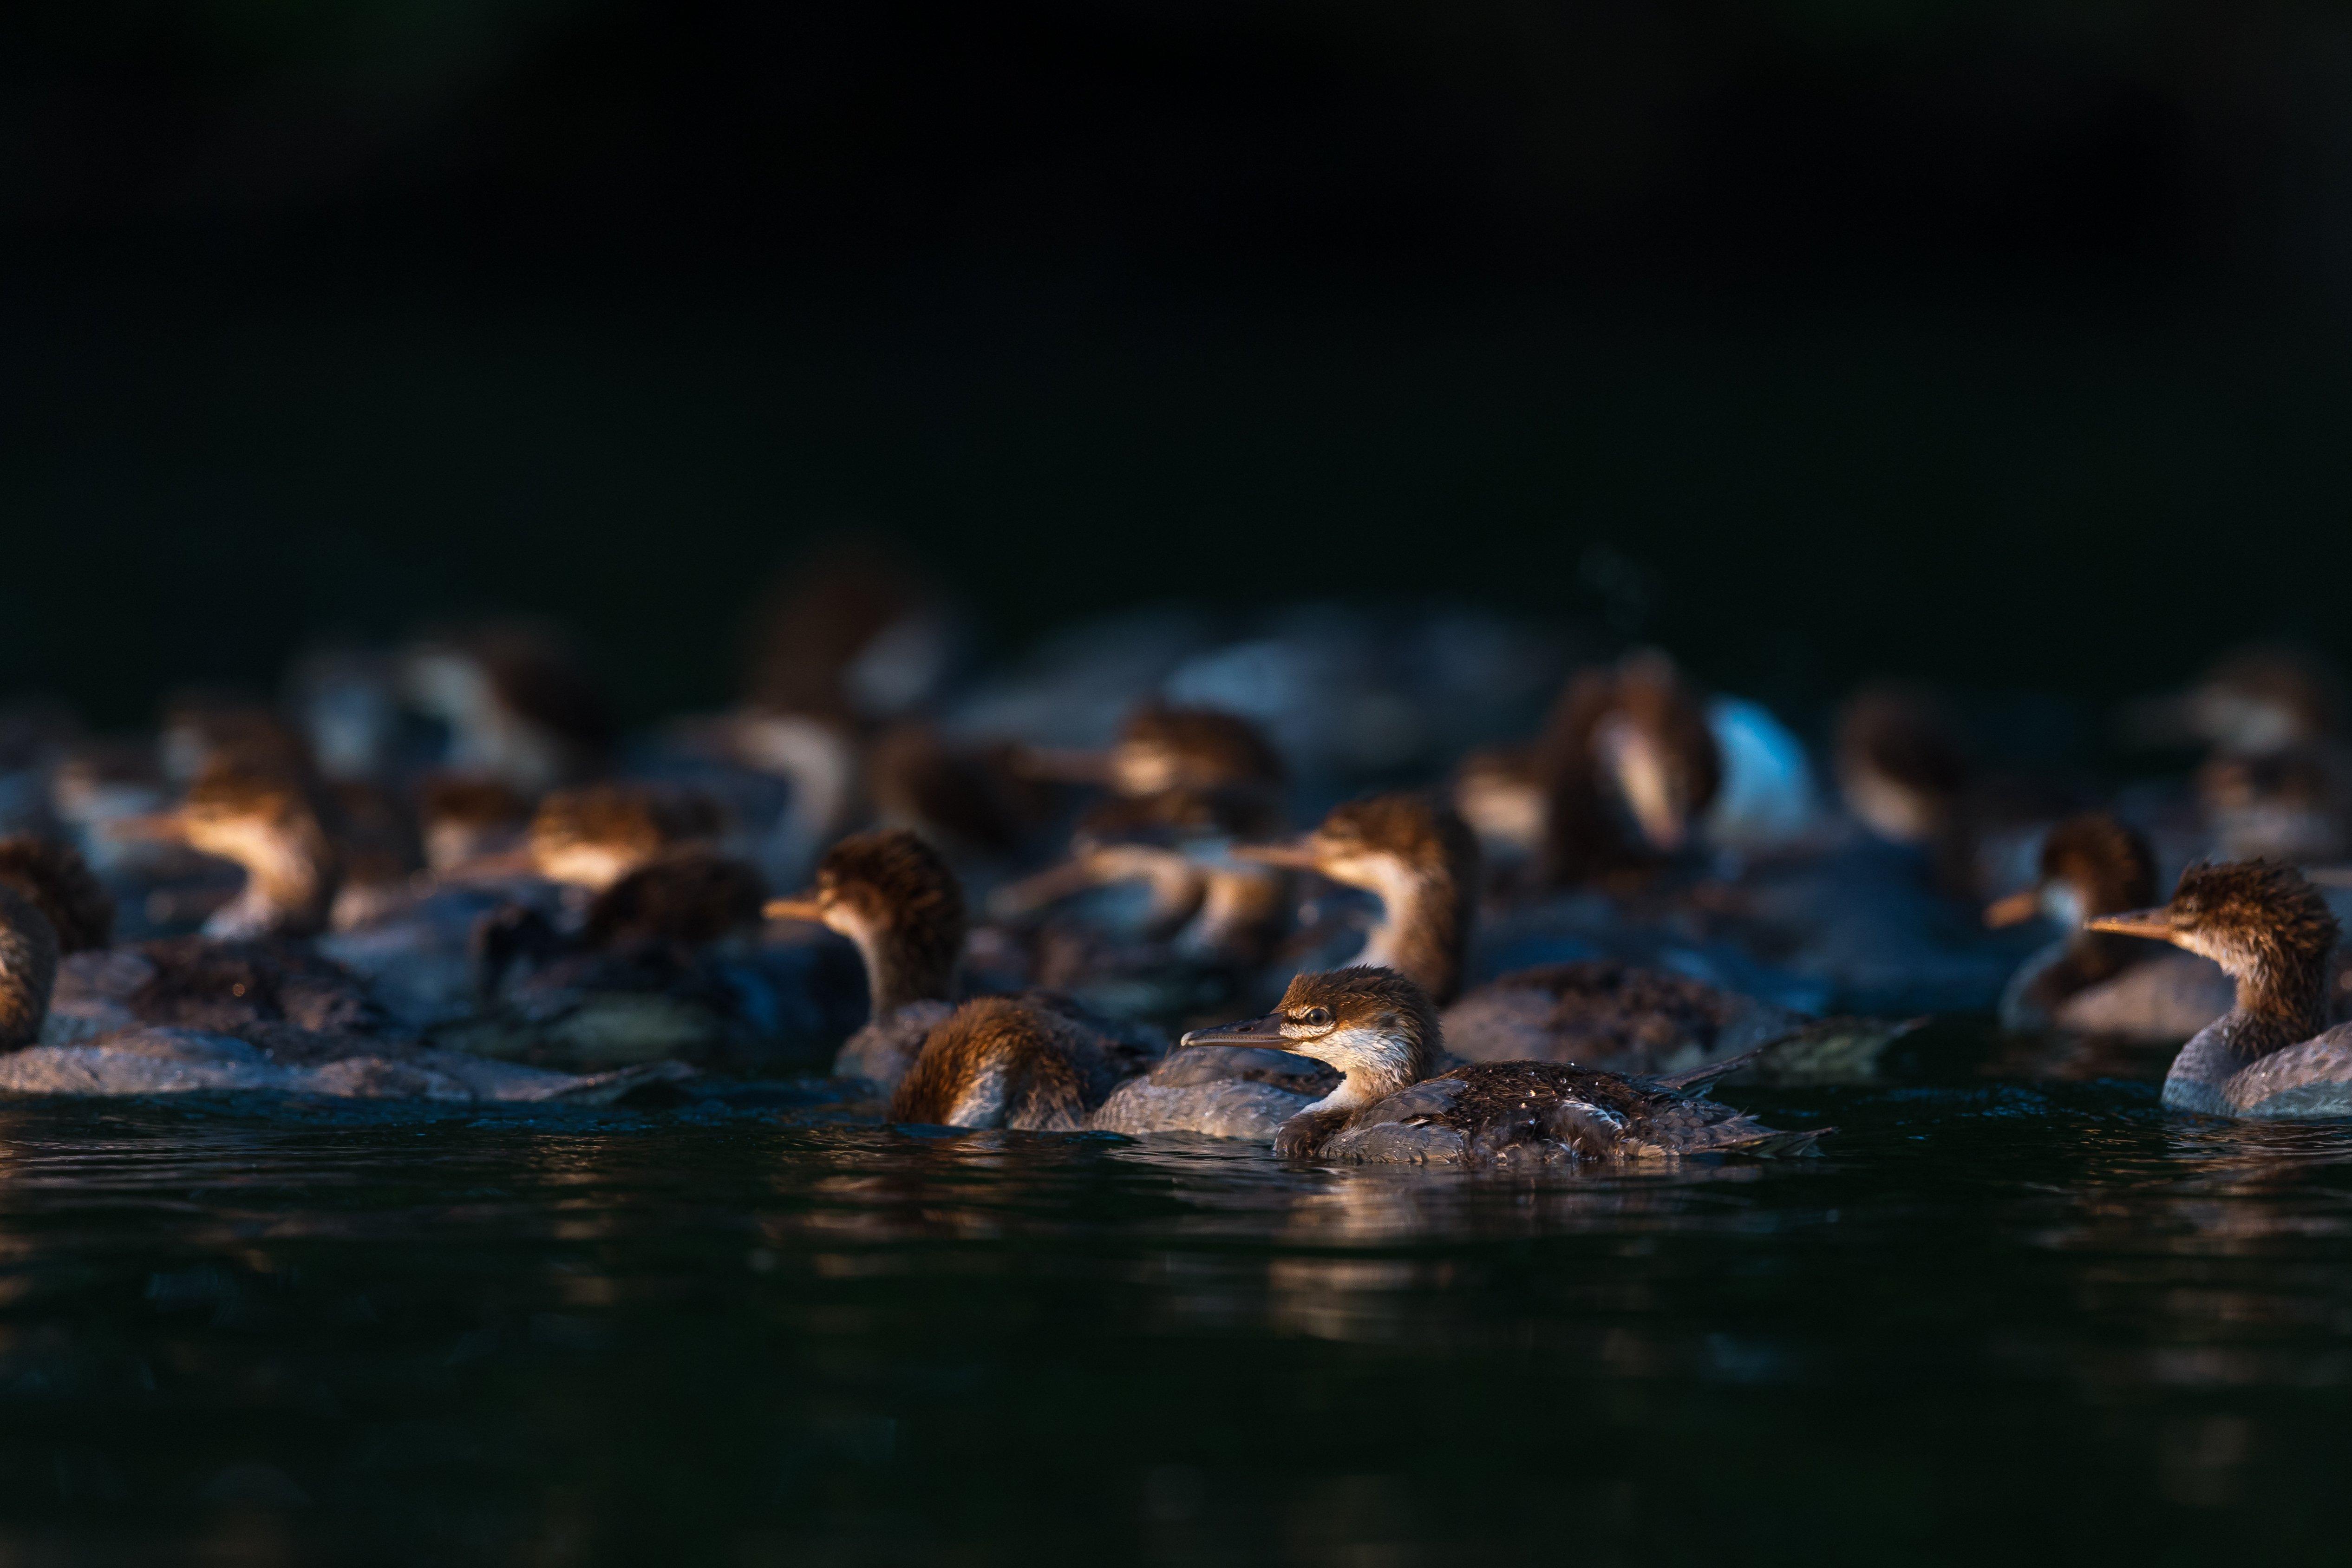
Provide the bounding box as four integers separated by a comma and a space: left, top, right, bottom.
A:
0, 836, 114, 954
531, 783, 722, 853
1310, 792, 1479, 886
2099, 860, 2340, 1003
178, 766, 325, 836
1114, 706, 1285, 796
2039, 813, 2157, 918
805, 829, 967, 1008
1267, 966, 1440, 1084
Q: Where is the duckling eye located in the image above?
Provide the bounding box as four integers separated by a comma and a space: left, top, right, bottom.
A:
1294, 1006, 1333, 1029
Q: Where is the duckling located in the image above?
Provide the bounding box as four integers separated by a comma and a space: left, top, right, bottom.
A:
401, 622, 615, 793
764, 830, 967, 1090
2195, 747, 2352, 864
112, 768, 340, 939
1020, 703, 1287, 810
2082, 859, 2352, 1117
2, 837, 675, 1101
1180, 967, 1827, 1165
1985, 813, 2233, 1042
158, 689, 313, 786
885, 995, 1126, 1130
744, 540, 966, 725
1241, 792, 1820, 1074
1537, 650, 1721, 885
528, 783, 724, 891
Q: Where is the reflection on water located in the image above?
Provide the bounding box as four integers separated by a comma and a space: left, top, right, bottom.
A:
0, 1083, 2343, 1561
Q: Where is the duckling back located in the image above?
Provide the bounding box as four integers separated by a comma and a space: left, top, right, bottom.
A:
888, 996, 1123, 1130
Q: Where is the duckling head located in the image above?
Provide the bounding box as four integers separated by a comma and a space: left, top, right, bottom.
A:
1985, 812, 2156, 931
765, 829, 966, 1011
1181, 966, 1437, 1104
2088, 859, 2338, 1006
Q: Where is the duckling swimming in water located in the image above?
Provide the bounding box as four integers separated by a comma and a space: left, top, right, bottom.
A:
1181, 967, 1826, 1165
401, 622, 616, 794
885, 994, 1126, 1130
1985, 812, 2234, 1043
764, 830, 967, 1090
2088, 859, 2352, 1117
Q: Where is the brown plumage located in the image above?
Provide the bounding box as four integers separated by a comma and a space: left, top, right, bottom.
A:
583, 850, 768, 949
529, 784, 724, 887
1538, 651, 1721, 884
1114, 706, 1287, 795
171, 767, 341, 936
0, 884, 60, 1048
0, 836, 113, 954
886, 994, 1125, 1130
795, 830, 967, 1014
2155, 860, 2338, 1038
1185, 967, 1823, 1165
1295, 793, 1479, 1004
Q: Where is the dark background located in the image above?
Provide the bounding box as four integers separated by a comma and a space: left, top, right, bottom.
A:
7, 0, 2352, 731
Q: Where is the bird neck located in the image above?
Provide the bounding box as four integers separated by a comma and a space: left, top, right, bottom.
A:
201, 819, 337, 937
1303, 1026, 1432, 1116
1351, 854, 1468, 1006
2167, 946, 2328, 1103
851, 918, 956, 1018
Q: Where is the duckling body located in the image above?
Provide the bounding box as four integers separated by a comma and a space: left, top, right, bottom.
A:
887, 995, 1126, 1130
2090, 860, 2352, 1118
1183, 967, 1823, 1165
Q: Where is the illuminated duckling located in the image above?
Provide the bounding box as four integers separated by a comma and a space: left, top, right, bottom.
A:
1984, 813, 2233, 1042
2087, 859, 2352, 1117
885, 995, 1128, 1130
765, 830, 967, 1091
528, 783, 725, 891
113, 768, 340, 939
1181, 967, 1827, 1165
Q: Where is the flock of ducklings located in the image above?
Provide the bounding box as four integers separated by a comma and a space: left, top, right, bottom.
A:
0, 551, 2349, 1161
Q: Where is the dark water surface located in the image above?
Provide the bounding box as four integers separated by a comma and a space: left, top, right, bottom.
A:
1, 1070, 2349, 1565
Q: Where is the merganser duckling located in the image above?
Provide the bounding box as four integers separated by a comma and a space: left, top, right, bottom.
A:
528, 783, 724, 891
2195, 747, 2352, 863
744, 541, 966, 725
2087, 859, 2352, 1117
886, 995, 1126, 1130
113, 768, 340, 939
2, 838, 676, 1101
764, 830, 967, 1090
1536, 651, 1721, 885
1241, 792, 1823, 1074
1021, 703, 1286, 810
866, 723, 1057, 865
1181, 967, 1827, 1165
401, 623, 615, 794
1985, 813, 2233, 1042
